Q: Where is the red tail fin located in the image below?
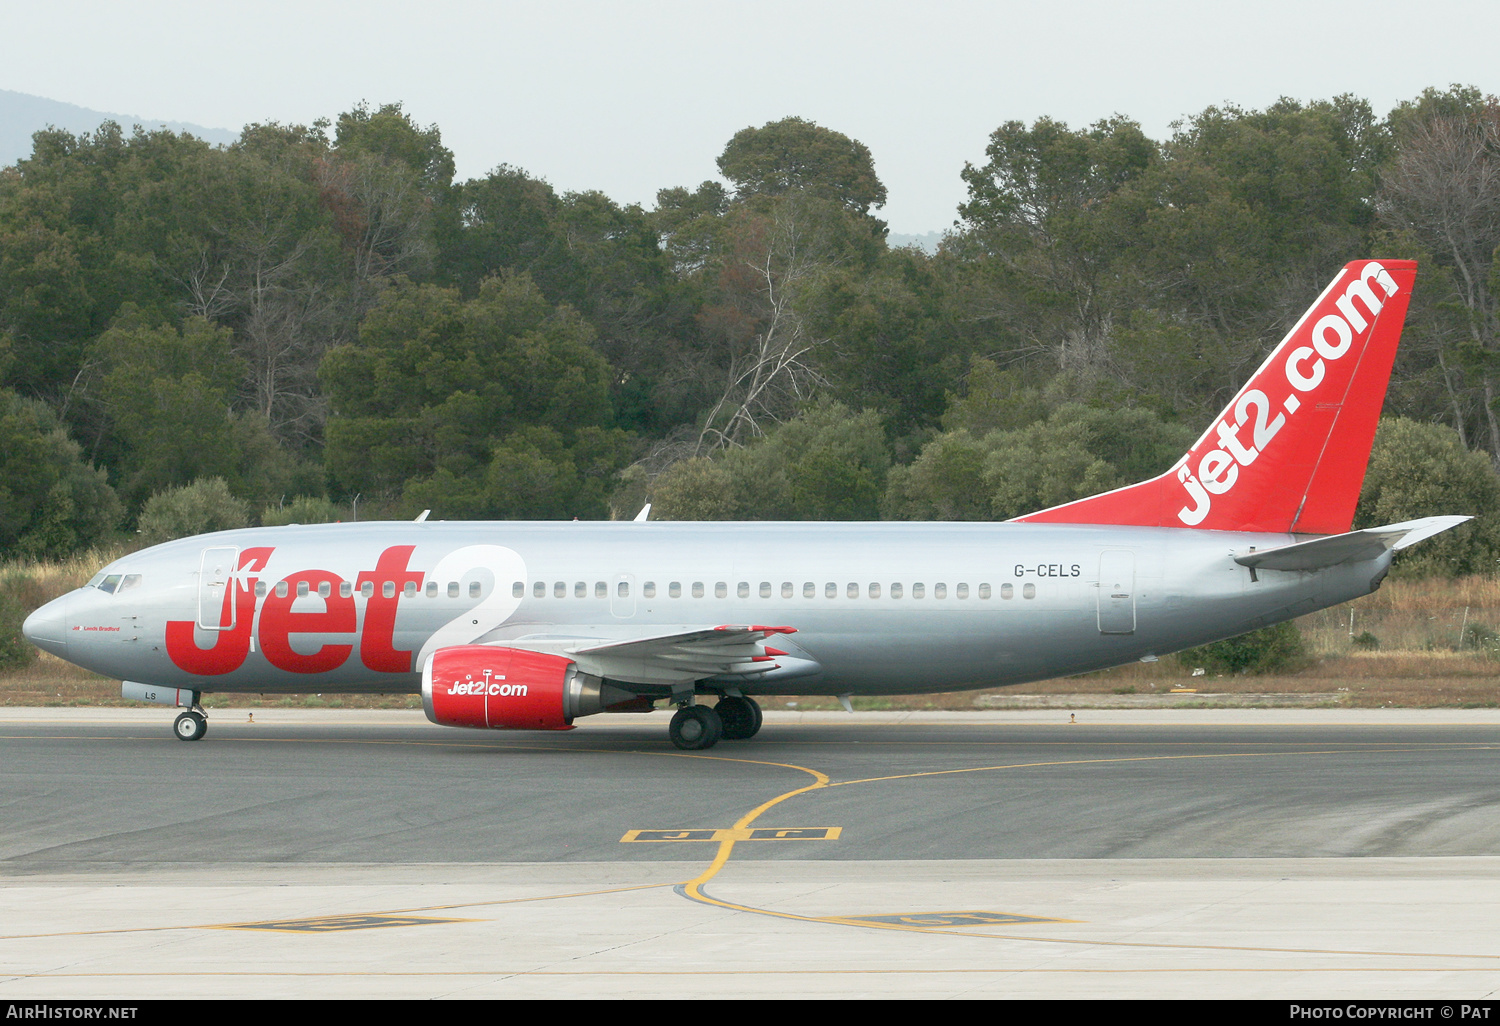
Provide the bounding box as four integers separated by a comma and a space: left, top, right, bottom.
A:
1014, 259, 1417, 534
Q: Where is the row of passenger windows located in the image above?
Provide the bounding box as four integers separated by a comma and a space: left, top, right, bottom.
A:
517, 580, 1038, 600
255, 579, 482, 599
249, 578, 1040, 601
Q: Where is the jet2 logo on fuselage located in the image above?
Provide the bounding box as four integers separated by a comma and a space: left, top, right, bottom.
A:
166, 545, 430, 677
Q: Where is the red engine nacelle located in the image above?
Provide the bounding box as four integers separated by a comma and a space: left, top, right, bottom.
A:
423, 645, 587, 731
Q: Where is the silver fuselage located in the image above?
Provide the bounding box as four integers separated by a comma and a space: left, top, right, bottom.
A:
25, 520, 1387, 696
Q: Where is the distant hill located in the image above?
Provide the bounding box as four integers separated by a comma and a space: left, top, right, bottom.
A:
0, 88, 238, 167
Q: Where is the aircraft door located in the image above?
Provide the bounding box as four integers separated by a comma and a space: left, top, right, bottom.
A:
197, 546, 240, 630
1096, 550, 1136, 634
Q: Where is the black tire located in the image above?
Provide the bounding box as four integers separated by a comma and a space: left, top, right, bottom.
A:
669, 705, 723, 751
173, 711, 207, 742
716, 696, 763, 741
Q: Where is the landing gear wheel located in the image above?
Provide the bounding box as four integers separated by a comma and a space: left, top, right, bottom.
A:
669, 705, 723, 751
716, 696, 763, 740
174, 711, 207, 742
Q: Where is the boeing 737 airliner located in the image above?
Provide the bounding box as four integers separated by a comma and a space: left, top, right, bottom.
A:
22, 259, 1468, 749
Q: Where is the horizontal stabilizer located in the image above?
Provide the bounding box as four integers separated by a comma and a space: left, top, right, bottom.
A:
1234, 516, 1471, 572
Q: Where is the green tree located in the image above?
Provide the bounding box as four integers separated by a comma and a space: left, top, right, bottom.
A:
136, 477, 249, 546
88, 313, 242, 506
653, 401, 888, 521
1356, 417, 1500, 575
321, 273, 627, 518
885, 401, 1193, 522
718, 117, 887, 215
0, 389, 119, 557
1379, 87, 1500, 461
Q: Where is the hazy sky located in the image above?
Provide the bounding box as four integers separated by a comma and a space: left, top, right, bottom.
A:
3, 1, 1497, 234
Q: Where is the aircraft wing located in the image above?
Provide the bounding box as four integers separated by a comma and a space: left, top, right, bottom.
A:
1234, 516, 1472, 572
492, 624, 816, 687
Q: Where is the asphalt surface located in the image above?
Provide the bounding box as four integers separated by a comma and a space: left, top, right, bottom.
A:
2, 709, 1499, 998
3, 709, 1499, 866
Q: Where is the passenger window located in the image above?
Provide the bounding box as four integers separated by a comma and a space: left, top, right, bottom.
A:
405, 581, 417, 598
869, 582, 881, 598
957, 583, 969, 599
341, 581, 353, 598
449, 582, 460, 598
298, 581, 310, 598
510, 582, 521, 598
468, 581, 480, 598
533, 581, 545, 598
255, 581, 267, 598
737, 582, 749, 599
715, 582, 727, 598
1001, 583, 1014, 599
360, 581, 373, 598
644, 581, 657, 598
318, 581, 331, 598
384, 581, 396, 599
276, 581, 289, 598
553, 581, 566, 598
693, 582, 704, 598
433, 581, 443, 598
979, 584, 991, 599
595, 581, 607, 598
935, 583, 947, 599
913, 583, 925, 599
99, 575, 122, 594
846, 583, 859, 599
782, 582, 793, 599
1023, 583, 1036, 599
891, 583, 903, 599
670, 582, 682, 598
760, 582, 772, 598
803, 582, 815, 598
617, 581, 630, 598
825, 583, 837, 599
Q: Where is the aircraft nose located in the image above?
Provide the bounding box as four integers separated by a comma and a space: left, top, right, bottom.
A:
22, 593, 71, 658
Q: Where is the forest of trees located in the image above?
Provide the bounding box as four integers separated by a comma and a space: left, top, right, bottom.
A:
2, 89, 1499, 574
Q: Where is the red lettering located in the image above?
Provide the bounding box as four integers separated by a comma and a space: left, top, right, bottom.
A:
357, 545, 424, 672
165, 548, 274, 675
259, 570, 355, 673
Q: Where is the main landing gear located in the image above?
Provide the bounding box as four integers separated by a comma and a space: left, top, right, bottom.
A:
667, 696, 762, 751
173, 708, 208, 742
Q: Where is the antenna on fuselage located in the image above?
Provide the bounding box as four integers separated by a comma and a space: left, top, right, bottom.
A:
414, 509, 431, 522
634, 503, 652, 522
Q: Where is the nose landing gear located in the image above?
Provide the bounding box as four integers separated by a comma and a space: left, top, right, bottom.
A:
173, 708, 208, 742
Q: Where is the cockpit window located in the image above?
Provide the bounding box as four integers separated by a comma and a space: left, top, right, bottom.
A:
98, 574, 123, 594
87, 572, 107, 589
118, 574, 142, 593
